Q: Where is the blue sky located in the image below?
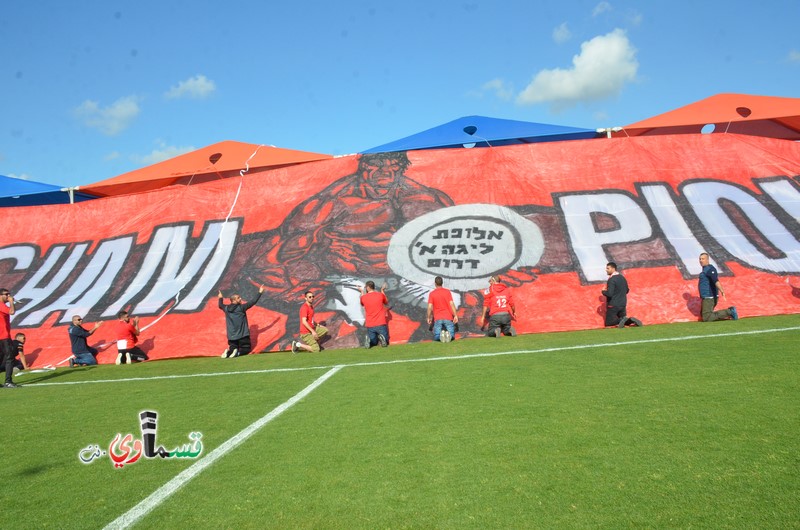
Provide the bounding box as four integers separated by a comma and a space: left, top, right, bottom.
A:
2, 1, 798, 187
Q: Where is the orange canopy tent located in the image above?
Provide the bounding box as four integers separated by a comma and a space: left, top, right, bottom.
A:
615, 93, 800, 140
81, 141, 332, 197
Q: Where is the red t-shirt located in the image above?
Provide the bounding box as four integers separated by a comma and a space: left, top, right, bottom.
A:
299, 302, 315, 335
361, 291, 388, 327
483, 283, 514, 316
428, 287, 455, 321
0, 303, 10, 340
114, 320, 138, 349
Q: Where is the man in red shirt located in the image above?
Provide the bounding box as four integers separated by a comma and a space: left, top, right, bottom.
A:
479, 276, 517, 338
427, 276, 458, 343
113, 310, 149, 364
0, 288, 20, 387
359, 281, 390, 348
291, 291, 328, 353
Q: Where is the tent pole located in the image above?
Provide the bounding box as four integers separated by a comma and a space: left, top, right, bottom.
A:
61, 186, 76, 204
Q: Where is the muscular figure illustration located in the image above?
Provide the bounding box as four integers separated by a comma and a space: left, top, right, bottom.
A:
226, 152, 456, 348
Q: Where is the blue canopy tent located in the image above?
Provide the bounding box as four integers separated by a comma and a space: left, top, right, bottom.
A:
361, 115, 599, 153
0, 174, 97, 207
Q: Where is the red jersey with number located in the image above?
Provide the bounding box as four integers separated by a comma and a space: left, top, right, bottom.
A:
483, 283, 514, 316
428, 287, 455, 321
361, 291, 388, 327
299, 303, 316, 334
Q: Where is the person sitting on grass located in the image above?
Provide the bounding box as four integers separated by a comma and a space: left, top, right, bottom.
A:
359, 281, 390, 349
113, 310, 149, 364
68, 315, 102, 367
698, 252, 738, 322
218, 285, 264, 358
291, 291, 328, 353
602, 262, 643, 328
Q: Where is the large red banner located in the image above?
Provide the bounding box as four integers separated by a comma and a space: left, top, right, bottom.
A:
2, 134, 799, 367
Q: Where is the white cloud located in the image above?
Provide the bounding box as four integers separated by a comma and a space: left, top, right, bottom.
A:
480, 78, 514, 101
8, 173, 32, 181
74, 95, 141, 136
789, 50, 800, 62
165, 75, 216, 99
516, 29, 638, 111
552, 22, 571, 44
628, 12, 643, 27
104, 151, 120, 161
132, 142, 196, 165
593, 1, 612, 17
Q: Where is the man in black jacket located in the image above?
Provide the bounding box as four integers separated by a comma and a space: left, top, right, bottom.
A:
218, 285, 264, 358
602, 262, 643, 328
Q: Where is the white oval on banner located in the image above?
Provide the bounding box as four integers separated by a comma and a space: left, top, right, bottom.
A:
388, 204, 545, 291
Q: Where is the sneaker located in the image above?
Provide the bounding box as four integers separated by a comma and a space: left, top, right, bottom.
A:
221, 348, 229, 358
378, 334, 388, 347
628, 317, 643, 327
291, 341, 298, 354
440, 330, 451, 343
115, 353, 122, 365
493, 328, 501, 338
3, 382, 20, 388
69, 358, 75, 368
730, 306, 739, 321
618, 317, 629, 329
363, 334, 371, 349
229, 348, 239, 358
125, 352, 132, 364
509, 326, 517, 337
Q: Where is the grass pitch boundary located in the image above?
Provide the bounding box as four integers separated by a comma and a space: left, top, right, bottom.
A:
27, 324, 800, 390
87, 324, 798, 528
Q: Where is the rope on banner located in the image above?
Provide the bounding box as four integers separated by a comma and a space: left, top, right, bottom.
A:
48, 144, 267, 368
131, 144, 266, 335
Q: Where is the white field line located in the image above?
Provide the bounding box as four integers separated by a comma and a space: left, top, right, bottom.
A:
90, 325, 795, 528
103, 365, 343, 530
29, 325, 800, 389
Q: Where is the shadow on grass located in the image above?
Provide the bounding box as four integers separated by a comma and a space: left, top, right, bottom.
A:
17, 365, 98, 385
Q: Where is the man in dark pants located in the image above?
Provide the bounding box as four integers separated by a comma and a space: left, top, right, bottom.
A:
0, 288, 20, 387
0, 333, 29, 374
218, 285, 264, 358
602, 262, 643, 328
479, 276, 517, 337
698, 252, 738, 322
113, 310, 149, 364
68, 315, 103, 366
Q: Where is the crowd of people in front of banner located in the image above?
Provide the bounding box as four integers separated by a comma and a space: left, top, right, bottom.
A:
0, 252, 739, 383
218, 251, 738, 357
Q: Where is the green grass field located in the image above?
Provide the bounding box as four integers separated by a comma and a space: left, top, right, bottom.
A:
3, 314, 799, 529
